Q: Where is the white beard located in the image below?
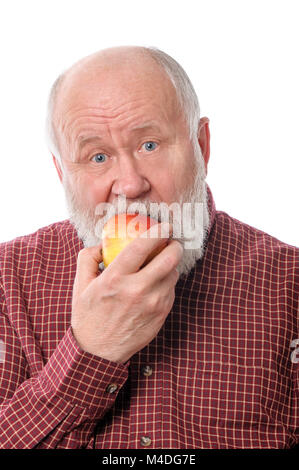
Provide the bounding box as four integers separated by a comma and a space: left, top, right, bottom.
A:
63, 144, 210, 277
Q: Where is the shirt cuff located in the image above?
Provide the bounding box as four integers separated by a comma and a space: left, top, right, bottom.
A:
38, 326, 129, 412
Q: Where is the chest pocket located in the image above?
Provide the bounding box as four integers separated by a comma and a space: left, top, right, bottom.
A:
170, 361, 293, 448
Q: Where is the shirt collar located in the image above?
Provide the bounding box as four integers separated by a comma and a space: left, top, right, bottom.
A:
206, 183, 216, 240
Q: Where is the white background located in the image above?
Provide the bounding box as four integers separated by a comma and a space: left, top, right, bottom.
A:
0, 0, 298, 246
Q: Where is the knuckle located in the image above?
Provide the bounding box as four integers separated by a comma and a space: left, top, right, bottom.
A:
120, 239, 145, 263
132, 239, 147, 257
126, 281, 144, 299
171, 240, 184, 255
77, 247, 87, 260
161, 244, 183, 271
163, 254, 177, 270
149, 290, 172, 314
106, 270, 122, 287
172, 268, 180, 283
79, 246, 94, 255
77, 247, 93, 265
164, 290, 175, 311
147, 293, 159, 312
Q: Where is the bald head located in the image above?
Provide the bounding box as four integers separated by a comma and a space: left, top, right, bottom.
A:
64, 46, 160, 78
57, 46, 162, 97
46, 46, 201, 159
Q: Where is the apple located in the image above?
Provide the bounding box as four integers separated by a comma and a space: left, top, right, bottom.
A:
102, 213, 168, 268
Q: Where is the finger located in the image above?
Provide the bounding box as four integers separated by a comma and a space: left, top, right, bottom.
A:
74, 243, 103, 291
136, 239, 183, 284
152, 264, 180, 291
144, 268, 179, 318
105, 222, 172, 275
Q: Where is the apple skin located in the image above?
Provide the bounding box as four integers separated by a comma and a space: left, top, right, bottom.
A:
102, 214, 168, 268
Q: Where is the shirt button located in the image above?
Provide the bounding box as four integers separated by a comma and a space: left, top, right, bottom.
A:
141, 365, 153, 377
140, 436, 152, 447
105, 383, 118, 394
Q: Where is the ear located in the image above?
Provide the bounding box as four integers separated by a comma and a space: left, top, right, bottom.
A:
198, 117, 210, 173
52, 154, 63, 183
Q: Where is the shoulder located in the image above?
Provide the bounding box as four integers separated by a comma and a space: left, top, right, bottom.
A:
0, 220, 81, 268
212, 211, 299, 283
214, 210, 298, 257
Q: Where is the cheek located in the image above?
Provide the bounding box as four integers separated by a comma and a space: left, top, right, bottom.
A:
147, 161, 182, 201
69, 172, 110, 208
86, 177, 110, 207
149, 166, 180, 202
161, 176, 177, 200
159, 149, 193, 199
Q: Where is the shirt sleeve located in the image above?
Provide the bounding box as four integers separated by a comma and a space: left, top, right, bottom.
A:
0, 292, 129, 449
290, 261, 299, 445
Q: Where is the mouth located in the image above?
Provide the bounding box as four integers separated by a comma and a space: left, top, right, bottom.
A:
94, 195, 183, 242
131, 209, 162, 223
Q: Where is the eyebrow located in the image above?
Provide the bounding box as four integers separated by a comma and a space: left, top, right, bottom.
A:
78, 121, 163, 150
78, 136, 103, 150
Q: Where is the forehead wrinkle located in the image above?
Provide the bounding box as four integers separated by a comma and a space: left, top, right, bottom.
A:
128, 120, 162, 132
77, 121, 164, 151
63, 109, 166, 138
59, 98, 160, 132
58, 78, 174, 126
57, 89, 177, 156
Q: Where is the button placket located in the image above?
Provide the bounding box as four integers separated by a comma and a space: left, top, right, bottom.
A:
129, 360, 161, 448
139, 365, 153, 447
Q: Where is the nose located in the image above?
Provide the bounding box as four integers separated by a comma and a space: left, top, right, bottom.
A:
111, 155, 151, 199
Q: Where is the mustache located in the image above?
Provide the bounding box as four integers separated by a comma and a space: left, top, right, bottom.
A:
93, 196, 178, 241
93, 195, 206, 245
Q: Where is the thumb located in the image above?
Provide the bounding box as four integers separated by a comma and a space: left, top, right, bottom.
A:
74, 244, 103, 292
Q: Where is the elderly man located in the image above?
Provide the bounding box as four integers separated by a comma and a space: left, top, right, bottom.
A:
0, 46, 298, 449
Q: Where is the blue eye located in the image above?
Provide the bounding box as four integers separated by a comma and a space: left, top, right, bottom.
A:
142, 141, 157, 152
92, 153, 107, 163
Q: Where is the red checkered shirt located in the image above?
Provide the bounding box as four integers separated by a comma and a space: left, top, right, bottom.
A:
0, 187, 298, 449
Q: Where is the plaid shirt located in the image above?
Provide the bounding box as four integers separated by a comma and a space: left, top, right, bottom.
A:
0, 187, 298, 449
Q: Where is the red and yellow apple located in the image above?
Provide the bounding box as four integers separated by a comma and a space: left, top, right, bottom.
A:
102, 213, 168, 268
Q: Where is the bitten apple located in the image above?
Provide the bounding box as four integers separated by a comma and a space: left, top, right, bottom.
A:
102, 214, 168, 268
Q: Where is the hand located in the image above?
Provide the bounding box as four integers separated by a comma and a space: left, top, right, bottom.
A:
71, 223, 183, 363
